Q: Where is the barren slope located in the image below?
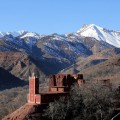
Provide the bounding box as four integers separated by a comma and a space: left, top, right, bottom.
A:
0, 52, 45, 80
81, 54, 120, 84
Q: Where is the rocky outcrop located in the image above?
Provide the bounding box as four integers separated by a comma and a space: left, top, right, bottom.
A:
0, 52, 45, 80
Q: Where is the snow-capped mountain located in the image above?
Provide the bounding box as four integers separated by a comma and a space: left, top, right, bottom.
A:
0, 30, 42, 39
77, 24, 120, 48
0, 28, 117, 60
0, 31, 25, 38
0, 31, 43, 53
0, 25, 120, 75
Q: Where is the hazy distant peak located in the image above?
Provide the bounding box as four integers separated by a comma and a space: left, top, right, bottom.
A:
0, 30, 27, 38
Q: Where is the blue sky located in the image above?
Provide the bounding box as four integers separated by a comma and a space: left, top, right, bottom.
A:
0, 0, 120, 34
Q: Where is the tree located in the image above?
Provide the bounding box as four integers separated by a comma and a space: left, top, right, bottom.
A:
44, 97, 71, 120
44, 83, 115, 120
80, 84, 114, 120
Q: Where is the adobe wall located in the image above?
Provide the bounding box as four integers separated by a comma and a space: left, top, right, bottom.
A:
49, 74, 84, 88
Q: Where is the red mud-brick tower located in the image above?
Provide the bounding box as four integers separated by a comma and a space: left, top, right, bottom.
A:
77, 74, 85, 86
28, 73, 40, 104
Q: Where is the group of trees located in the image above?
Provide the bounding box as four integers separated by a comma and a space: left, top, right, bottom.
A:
44, 84, 119, 120
0, 86, 28, 119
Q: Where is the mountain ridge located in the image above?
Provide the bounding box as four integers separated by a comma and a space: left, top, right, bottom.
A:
0, 24, 120, 82
1, 24, 120, 48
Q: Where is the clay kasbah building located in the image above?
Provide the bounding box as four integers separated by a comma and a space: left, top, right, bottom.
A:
28, 73, 85, 104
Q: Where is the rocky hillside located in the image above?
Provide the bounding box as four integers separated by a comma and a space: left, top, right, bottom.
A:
60, 48, 120, 74
81, 53, 120, 84
0, 27, 117, 76
0, 24, 120, 88
0, 52, 45, 81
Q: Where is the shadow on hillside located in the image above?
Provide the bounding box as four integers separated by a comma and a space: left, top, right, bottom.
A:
0, 67, 28, 91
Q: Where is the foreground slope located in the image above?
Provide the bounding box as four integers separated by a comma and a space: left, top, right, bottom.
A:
2, 103, 47, 120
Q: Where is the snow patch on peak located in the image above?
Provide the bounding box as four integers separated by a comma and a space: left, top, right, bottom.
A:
77, 24, 103, 33
20, 32, 40, 39
0, 30, 27, 38
0, 32, 12, 37
0, 32, 6, 37
11, 30, 27, 37
77, 24, 120, 48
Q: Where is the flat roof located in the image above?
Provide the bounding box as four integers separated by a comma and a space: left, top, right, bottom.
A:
38, 92, 68, 95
